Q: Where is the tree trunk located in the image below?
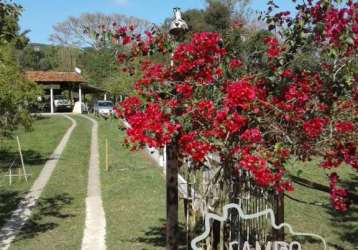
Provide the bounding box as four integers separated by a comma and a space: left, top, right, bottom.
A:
166, 143, 179, 250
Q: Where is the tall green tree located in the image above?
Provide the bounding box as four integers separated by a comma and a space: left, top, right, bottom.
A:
102, 59, 142, 100
77, 47, 116, 86
0, 0, 41, 137
204, 1, 232, 31
0, 0, 28, 48
19, 45, 59, 71
49, 13, 151, 49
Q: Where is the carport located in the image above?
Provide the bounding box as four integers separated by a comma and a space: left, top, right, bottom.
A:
25, 71, 107, 113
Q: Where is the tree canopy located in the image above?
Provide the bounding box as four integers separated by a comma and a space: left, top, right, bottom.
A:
0, 0, 41, 137
49, 12, 151, 49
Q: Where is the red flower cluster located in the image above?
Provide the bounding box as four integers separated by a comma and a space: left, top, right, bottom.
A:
223, 112, 247, 133
329, 173, 350, 211
121, 100, 179, 148
179, 132, 213, 161
192, 100, 215, 121
240, 128, 263, 144
119, 96, 142, 117
237, 154, 290, 191
229, 58, 242, 70
309, 1, 358, 50
176, 83, 193, 98
238, 154, 275, 187
172, 32, 226, 83
303, 117, 328, 138
335, 121, 354, 133
224, 79, 256, 109
264, 36, 281, 58
321, 142, 357, 170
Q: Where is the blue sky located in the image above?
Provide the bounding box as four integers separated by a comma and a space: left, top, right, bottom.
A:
16, 0, 296, 44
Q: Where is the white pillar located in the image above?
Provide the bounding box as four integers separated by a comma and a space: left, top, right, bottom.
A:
78, 85, 82, 114
50, 87, 54, 114
104, 93, 107, 100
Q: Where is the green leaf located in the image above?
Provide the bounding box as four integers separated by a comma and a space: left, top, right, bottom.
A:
346, 37, 354, 45
296, 169, 303, 177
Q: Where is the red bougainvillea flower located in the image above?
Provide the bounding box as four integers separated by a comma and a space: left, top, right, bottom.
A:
321, 142, 357, 170
176, 82, 193, 98
329, 173, 350, 211
179, 132, 213, 161
119, 96, 142, 117
172, 32, 226, 84
122, 35, 131, 45
264, 36, 282, 58
281, 68, 293, 78
303, 118, 328, 138
224, 79, 256, 109
237, 154, 286, 189
229, 58, 242, 70
238, 154, 273, 187
223, 113, 247, 133
193, 100, 215, 120
264, 37, 279, 46
116, 52, 126, 63
335, 121, 354, 133
309, 1, 358, 50
267, 47, 281, 58
240, 128, 263, 143
121, 101, 180, 148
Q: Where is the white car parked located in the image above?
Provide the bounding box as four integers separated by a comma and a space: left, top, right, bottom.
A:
53, 95, 72, 112
94, 100, 113, 118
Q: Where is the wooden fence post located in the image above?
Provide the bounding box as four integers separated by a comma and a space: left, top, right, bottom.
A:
273, 192, 285, 241
166, 143, 179, 250
16, 136, 28, 183
105, 138, 109, 172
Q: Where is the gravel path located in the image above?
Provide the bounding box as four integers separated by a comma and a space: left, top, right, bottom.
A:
81, 115, 106, 250
0, 115, 77, 250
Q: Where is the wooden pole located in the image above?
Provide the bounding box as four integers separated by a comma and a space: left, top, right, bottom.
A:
273, 192, 285, 241
166, 143, 178, 250
105, 138, 109, 172
9, 168, 12, 185
16, 136, 28, 183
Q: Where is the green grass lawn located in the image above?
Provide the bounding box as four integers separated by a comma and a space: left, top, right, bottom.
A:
285, 160, 358, 250
0, 115, 72, 227
9, 115, 91, 250
96, 117, 169, 250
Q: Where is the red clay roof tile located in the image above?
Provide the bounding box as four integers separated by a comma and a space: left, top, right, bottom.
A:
24, 71, 86, 83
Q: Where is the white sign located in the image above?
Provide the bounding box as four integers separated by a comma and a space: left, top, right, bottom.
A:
191, 202, 327, 250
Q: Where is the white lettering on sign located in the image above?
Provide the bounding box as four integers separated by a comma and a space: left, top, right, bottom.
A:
190, 202, 326, 250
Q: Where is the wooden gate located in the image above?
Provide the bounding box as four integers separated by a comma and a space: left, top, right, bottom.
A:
178, 156, 284, 250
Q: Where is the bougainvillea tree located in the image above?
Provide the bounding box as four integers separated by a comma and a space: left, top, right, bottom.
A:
111, 0, 357, 211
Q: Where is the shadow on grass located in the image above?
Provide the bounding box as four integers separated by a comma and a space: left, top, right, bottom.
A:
0, 190, 23, 227
132, 219, 187, 249
33, 116, 50, 121
14, 193, 75, 241
0, 149, 48, 170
